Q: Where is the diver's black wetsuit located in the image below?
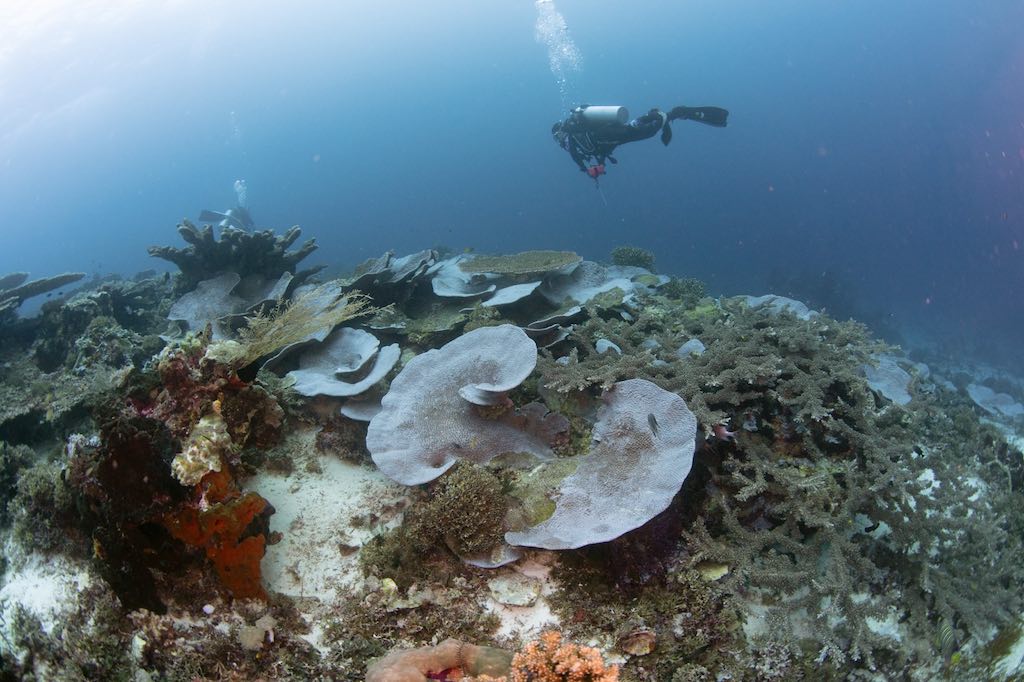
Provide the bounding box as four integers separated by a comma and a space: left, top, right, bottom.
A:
552, 105, 729, 175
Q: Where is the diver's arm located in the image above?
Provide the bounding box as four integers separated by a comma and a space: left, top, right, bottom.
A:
567, 138, 590, 171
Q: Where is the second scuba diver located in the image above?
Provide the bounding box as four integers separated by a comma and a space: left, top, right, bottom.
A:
551, 104, 729, 181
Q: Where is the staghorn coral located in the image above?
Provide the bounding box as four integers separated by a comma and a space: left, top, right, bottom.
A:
659, 277, 705, 306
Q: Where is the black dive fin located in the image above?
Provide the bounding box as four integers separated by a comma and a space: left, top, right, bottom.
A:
661, 121, 673, 146
669, 106, 729, 127
199, 209, 229, 223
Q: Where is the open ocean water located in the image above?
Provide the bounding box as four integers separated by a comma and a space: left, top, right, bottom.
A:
2, 0, 1021, 369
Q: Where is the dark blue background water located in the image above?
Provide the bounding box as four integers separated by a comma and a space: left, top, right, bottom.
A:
1, 1, 1021, 368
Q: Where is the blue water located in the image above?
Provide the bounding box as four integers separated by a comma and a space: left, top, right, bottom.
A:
1, 0, 1021, 368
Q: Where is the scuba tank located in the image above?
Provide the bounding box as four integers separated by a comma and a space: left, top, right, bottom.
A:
574, 105, 628, 128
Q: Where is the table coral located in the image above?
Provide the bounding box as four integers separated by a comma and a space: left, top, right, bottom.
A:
0, 270, 84, 325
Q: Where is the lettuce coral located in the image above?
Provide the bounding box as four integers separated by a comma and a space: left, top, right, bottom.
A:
506, 379, 696, 550
367, 324, 552, 485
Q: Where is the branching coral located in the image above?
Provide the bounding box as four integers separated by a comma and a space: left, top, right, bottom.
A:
148, 219, 322, 291
537, 292, 1024, 673
610, 245, 656, 271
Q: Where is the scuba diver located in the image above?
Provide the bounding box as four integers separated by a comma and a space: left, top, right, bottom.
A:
551, 104, 729, 181
199, 179, 254, 230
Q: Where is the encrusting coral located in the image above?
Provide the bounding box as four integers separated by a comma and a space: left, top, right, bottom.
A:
170, 407, 230, 485
365, 638, 512, 681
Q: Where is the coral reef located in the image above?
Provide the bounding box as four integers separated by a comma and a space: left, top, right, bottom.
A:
0, 441, 32, 517
148, 219, 322, 291
2, 241, 1022, 681
55, 333, 285, 610
549, 556, 744, 678
0, 275, 170, 446
537, 291, 1024, 674
10, 459, 85, 555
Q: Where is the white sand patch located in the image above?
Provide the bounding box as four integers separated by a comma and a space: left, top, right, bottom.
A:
482, 554, 561, 640
487, 597, 559, 641
248, 435, 407, 605
0, 551, 94, 638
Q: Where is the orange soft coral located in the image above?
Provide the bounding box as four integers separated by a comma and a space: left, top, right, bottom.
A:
163, 469, 273, 599
487, 631, 618, 682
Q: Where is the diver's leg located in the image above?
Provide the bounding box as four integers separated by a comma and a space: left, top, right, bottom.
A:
668, 106, 729, 127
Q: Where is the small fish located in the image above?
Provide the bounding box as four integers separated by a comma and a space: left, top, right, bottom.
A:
647, 413, 659, 436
